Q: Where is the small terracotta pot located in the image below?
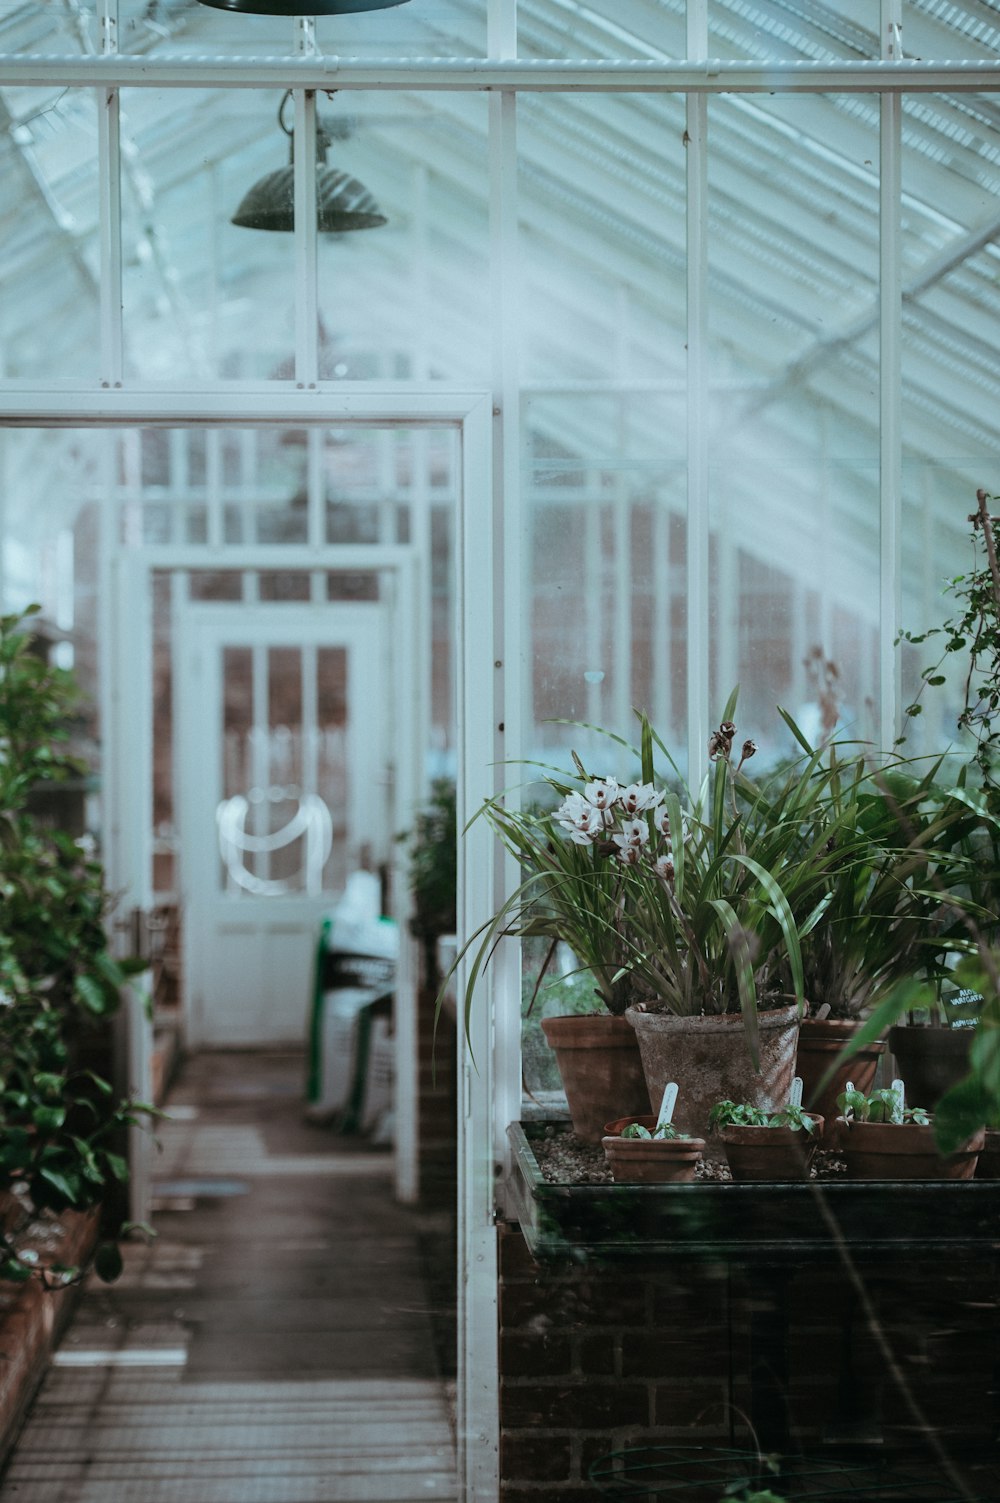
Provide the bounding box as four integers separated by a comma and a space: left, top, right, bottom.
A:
836, 1118, 985, 1180
601, 1115, 705, 1184
717, 1114, 824, 1182
796, 1018, 885, 1136
540, 1014, 651, 1144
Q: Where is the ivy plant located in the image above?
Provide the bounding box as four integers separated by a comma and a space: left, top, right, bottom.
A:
0, 607, 151, 1286
837, 1087, 931, 1126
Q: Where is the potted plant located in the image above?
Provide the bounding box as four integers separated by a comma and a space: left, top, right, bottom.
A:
601, 1115, 705, 1184
835, 1086, 984, 1180
0, 607, 150, 1286
773, 732, 998, 1128
707, 1099, 822, 1181
451, 696, 855, 1141
398, 778, 457, 988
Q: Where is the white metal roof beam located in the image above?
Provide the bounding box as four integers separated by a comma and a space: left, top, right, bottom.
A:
0, 57, 999, 91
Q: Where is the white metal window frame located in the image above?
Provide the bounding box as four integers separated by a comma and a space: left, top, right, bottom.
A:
2, 1, 998, 1495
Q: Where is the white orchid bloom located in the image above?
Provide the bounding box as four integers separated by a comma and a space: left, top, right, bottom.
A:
619, 782, 662, 817
655, 807, 672, 839
654, 855, 676, 883
617, 845, 644, 867
555, 792, 603, 844
613, 818, 648, 856
583, 777, 620, 812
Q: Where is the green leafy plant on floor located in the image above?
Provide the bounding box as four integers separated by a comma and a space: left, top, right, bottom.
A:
0, 606, 151, 1287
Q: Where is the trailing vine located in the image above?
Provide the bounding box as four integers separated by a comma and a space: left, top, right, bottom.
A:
899, 488, 1000, 804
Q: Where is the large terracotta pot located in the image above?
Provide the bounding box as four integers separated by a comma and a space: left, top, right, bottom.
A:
796, 1018, 885, 1137
836, 1119, 985, 1180
717, 1114, 823, 1182
601, 1117, 705, 1184
887, 1024, 975, 1111
540, 1013, 651, 1143
624, 1003, 801, 1143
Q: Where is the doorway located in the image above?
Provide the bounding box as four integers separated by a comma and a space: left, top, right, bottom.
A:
176, 597, 391, 1049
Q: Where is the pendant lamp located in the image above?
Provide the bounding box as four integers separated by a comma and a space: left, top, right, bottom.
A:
231, 93, 387, 233
198, 0, 408, 13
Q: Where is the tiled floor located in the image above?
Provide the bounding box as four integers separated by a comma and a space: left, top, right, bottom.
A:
0, 1053, 458, 1503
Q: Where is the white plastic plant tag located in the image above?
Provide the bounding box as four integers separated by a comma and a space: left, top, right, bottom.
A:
789, 1076, 803, 1109
656, 1082, 679, 1130
891, 1077, 905, 1123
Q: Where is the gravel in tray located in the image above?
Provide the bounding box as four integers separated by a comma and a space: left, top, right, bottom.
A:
529, 1126, 846, 1185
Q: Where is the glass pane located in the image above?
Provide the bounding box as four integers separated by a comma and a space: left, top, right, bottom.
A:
900, 92, 1000, 762
709, 1, 877, 61
0, 88, 99, 378
708, 93, 881, 756
317, 645, 349, 891
525, 392, 685, 771
903, 2, 1000, 61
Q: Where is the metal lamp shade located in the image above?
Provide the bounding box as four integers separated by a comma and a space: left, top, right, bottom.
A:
231, 166, 387, 232
199, 0, 408, 13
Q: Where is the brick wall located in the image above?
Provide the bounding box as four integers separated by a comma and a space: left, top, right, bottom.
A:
498, 1225, 1000, 1499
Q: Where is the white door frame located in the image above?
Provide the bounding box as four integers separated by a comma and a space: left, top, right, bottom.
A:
115, 541, 425, 1202
70, 392, 505, 1503
175, 596, 392, 1050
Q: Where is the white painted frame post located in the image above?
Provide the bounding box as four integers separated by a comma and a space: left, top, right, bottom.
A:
880, 0, 904, 753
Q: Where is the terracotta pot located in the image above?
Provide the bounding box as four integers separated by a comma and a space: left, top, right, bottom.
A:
601, 1117, 705, 1184
974, 1127, 1000, 1180
718, 1114, 824, 1182
540, 1013, 651, 1144
887, 1024, 975, 1112
796, 1018, 885, 1136
625, 1003, 801, 1143
836, 1118, 985, 1180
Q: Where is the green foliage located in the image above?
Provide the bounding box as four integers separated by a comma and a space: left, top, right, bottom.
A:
620, 1120, 689, 1140
836, 1086, 931, 1125
400, 778, 457, 942
708, 1099, 818, 1134
0, 608, 150, 1287
899, 488, 1000, 806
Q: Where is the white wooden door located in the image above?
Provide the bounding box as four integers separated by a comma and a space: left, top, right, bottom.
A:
178, 602, 390, 1047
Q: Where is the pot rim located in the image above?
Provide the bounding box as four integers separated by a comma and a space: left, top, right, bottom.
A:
625, 1001, 801, 1034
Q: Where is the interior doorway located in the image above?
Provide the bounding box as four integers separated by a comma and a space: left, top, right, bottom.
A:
176, 597, 392, 1049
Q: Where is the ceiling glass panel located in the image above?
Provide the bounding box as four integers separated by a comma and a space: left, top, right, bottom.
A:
708, 92, 880, 751
0, 87, 99, 378
900, 88, 1000, 759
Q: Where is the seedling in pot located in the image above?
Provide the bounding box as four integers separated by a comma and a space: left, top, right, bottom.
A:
837, 1084, 931, 1125
620, 1120, 690, 1140
708, 1099, 819, 1134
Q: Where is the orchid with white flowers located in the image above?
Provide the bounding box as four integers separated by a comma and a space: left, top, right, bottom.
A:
445, 696, 874, 1043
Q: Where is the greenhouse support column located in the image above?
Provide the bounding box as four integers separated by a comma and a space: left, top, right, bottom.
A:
880, 0, 903, 749
294, 82, 319, 388
686, 0, 710, 784
98, 2, 123, 387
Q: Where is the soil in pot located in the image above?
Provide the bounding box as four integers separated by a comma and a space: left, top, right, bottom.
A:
887, 1024, 974, 1111
540, 1014, 651, 1144
601, 1116, 705, 1184
625, 1003, 800, 1144
796, 1018, 884, 1137
718, 1114, 824, 1182
836, 1119, 985, 1180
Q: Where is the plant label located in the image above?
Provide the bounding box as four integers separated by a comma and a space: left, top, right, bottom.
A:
789, 1076, 803, 1108
656, 1081, 679, 1130
891, 1077, 905, 1122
